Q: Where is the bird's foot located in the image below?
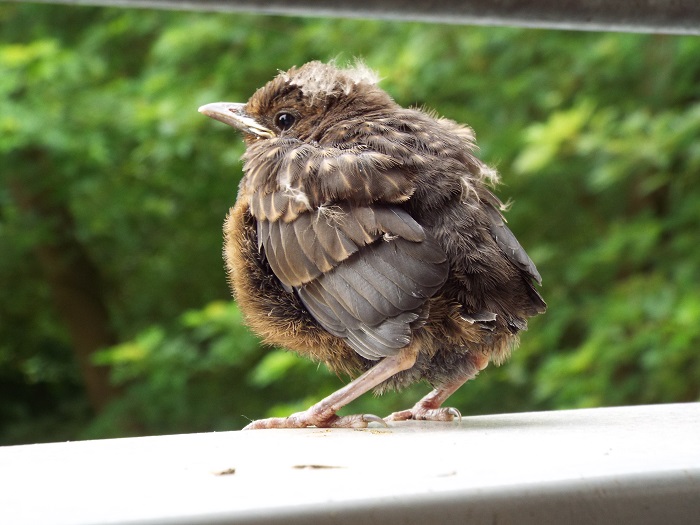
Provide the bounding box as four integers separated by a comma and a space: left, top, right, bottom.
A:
244, 410, 387, 430
244, 347, 422, 430
385, 404, 462, 422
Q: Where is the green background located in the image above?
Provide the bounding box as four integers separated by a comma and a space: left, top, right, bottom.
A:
1, 3, 699, 444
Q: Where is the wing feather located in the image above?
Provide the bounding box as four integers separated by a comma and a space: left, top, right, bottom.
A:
262, 219, 296, 288
372, 206, 425, 242
244, 136, 450, 360
292, 213, 336, 273
296, 232, 448, 360
297, 281, 349, 337
482, 192, 542, 285
312, 212, 359, 263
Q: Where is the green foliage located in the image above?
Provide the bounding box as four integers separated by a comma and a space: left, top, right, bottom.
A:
1, 3, 699, 443
86, 301, 375, 436
86, 301, 263, 436
513, 89, 700, 410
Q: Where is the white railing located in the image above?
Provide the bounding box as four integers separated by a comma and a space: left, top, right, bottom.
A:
1, 403, 698, 524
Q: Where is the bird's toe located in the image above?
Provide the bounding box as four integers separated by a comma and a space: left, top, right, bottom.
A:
384, 409, 414, 422
243, 410, 388, 429
385, 405, 461, 423
330, 413, 388, 428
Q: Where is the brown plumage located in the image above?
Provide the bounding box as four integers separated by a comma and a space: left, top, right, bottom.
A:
199, 61, 546, 429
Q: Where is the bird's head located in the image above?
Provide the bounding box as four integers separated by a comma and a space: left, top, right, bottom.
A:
199, 61, 395, 144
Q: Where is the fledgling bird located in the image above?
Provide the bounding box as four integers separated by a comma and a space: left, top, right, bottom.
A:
199, 61, 546, 429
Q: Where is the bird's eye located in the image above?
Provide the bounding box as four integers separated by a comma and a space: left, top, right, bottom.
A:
274, 112, 296, 131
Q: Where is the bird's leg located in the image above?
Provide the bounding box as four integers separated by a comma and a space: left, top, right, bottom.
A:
385, 352, 490, 422
244, 344, 419, 429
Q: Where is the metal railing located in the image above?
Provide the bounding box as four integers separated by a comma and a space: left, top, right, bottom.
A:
6, 0, 700, 35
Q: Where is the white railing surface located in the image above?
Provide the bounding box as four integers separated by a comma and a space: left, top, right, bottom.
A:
1, 402, 698, 525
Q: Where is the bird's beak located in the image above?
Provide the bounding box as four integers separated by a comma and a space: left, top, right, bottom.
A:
198, 102, 274, 139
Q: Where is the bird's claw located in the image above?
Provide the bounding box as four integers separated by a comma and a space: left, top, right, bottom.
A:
447, 407, 463, 422
359, 414, 389, 427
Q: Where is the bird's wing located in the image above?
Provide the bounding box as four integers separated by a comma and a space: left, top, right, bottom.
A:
482, 191, 542, 285
257, 204, 448, 360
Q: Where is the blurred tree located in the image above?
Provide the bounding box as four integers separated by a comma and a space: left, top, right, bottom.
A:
7, 157, 118, 411
1, 3, 698, 444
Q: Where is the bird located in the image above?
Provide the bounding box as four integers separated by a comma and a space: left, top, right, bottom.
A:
199, 60, 546, 429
